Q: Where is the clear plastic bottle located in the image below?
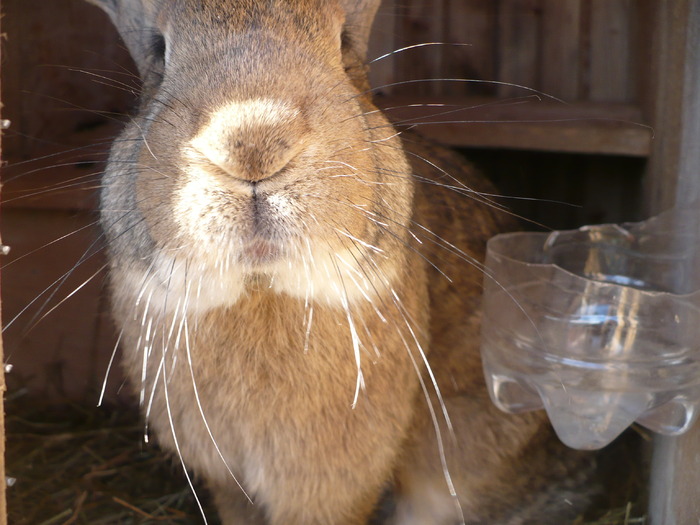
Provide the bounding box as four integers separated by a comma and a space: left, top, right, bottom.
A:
480, 209, 700, 449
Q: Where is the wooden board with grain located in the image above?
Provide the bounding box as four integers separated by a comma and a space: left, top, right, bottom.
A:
0, 1, 8, 521
369, 0, 644, 104
376, 95, 652, 156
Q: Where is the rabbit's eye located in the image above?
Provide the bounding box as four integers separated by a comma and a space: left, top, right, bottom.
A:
340, 29, 350, 52
150, 33, 166, 63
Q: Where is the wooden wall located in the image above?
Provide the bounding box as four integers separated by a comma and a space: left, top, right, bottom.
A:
368, 0, 652, 156
2, 0, 134, 402
371, 0, 641, 102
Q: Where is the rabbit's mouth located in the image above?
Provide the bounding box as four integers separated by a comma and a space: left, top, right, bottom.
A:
240, 237, 282, 266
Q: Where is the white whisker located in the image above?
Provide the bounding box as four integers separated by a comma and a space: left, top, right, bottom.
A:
161, 350, 210, 524
181, 279, 253, 503
332, 258, 365, 409
369, 42, 473, 64
97, 329, 123, 407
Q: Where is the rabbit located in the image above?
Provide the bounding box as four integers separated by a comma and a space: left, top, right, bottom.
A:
85, 0, 598, 523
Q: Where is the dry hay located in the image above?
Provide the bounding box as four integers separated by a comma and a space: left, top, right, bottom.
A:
6, 399, 215, 524
6, 397, 646, 524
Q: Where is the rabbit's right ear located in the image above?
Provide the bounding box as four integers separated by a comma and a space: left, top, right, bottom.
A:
83, 0, 164, 84
84, 0, 119, 17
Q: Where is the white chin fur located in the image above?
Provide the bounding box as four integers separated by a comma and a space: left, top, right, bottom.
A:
271, 244, 398, 308
116, 244, 398, 317
115, 251, 247, 317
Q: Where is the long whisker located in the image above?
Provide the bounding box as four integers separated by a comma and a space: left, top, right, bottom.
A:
160, 354, 210, 524
98, 329, 124, 407
24, 263, 108, 334
369, 42, 473, 64
156, 248, 211, 524
330, 255, 365, 408
332, 232, 465, 525
358, 78, 567, 104
180, 265, 253, 503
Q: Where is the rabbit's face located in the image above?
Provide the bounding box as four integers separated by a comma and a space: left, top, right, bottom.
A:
98, 0, 413, 314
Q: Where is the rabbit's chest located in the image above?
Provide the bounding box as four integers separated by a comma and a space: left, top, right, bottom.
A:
131, 290, 424, 493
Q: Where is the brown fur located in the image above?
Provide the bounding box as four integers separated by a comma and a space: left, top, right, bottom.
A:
88, 0, 596, 523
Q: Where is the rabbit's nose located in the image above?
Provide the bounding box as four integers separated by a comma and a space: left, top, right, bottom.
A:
190, 98, 309, 183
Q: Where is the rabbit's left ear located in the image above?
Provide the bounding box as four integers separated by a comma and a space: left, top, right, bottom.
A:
338, 0, 381, 91
339, 0, 381, 60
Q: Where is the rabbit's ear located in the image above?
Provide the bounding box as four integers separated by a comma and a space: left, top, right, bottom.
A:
339, 0, 381, 60
338, 0, 381, 91
83, 0, 122, 18
83, 0, 163, 82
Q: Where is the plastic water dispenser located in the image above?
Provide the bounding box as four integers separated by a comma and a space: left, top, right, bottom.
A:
480, 208, 700, 450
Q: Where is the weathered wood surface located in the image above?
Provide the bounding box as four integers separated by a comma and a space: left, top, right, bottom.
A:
377, 95, 651, 155
0, 1, 8, 521
647, 1, 700, 521
366, 0, 651, 155
369, 0, 644, 103
1, 0, 127, 401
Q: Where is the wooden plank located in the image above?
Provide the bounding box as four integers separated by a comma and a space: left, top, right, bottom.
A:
1, 0, 136, 162
540, 0, 582, 100
376, 95, 652, 156
589, 0, 635, 102
497, 0, 541, 98
1, 0, 135, 214
1, 123, 118, 211
641, 0, 690, 214
393, 0, 448, 96
396, 119, 650, 156
646, 1, 700, 523
373, 0, 501, 98
1, 209, 119, 401
0, 0, 8, 520
367, 0, 399, 95
443, 0, 498, 96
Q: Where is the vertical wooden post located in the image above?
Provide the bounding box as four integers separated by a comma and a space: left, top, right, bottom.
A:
641, 0, 694, 215
647, 1, 700, 523
0, 0, 8, 521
